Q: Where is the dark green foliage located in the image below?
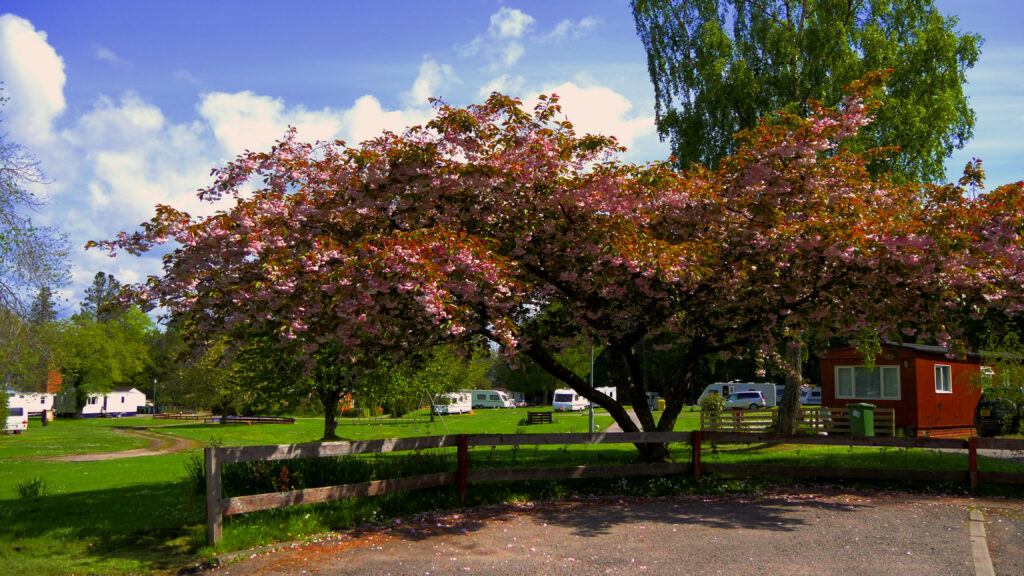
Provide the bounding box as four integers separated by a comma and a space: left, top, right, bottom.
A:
632, 0, 981, 183
186, 450, 456, 497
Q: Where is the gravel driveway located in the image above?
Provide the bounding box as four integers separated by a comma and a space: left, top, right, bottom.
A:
208, 489, 1021, 576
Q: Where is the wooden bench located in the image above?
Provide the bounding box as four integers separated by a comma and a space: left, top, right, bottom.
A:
527, 411, 553, 425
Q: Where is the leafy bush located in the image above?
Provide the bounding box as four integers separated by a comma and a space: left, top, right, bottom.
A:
187, 450, 455, 497
699, 392, 726, 414
341, 407, 363, 418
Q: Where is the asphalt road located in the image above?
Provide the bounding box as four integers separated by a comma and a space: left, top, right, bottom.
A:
208, 490, 1023, 576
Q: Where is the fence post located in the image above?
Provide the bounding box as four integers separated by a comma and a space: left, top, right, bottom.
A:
968, 436, 978, 491
692, 430, 702, 481
457, 434, 469, 498
205, 446, 222, 545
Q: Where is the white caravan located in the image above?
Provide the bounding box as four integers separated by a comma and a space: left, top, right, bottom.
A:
7, 392, 55, 416
468, 389, 515, 409
55, 387, 148, 417
552, 386, 617, 412
433, 391, 473, 415
698, 381, 778, 407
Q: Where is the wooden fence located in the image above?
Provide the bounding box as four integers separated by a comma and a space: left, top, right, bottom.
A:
153, 412, 211, 421
204, 431, 1024, 544
202, 415, 295, 425
700, 407, 897, 436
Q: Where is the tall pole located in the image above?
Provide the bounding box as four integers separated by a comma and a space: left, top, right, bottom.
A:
588, 345, 595, 433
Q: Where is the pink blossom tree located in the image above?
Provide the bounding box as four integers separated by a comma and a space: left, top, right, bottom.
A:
95, 76, 1024, 459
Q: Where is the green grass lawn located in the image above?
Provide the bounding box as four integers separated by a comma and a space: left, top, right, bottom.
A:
0, 408, 1020, 575
0, 418, 151, 459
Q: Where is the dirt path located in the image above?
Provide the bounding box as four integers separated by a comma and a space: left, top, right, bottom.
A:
49, 427, 201, 462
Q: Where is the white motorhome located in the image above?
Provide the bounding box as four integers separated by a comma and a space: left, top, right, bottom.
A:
552, 386, 617, 412
698, 381, 778, 407
468, 389, 514, 409
4, 406, 28, 434
433, 391, 473, 415
7, 392, 55, 416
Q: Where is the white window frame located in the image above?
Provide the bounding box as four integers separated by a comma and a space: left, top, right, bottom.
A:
934, 364, 952, 394
835, 365, 901, 400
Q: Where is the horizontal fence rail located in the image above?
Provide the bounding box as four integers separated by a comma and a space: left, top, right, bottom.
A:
204, 431, 1024, 544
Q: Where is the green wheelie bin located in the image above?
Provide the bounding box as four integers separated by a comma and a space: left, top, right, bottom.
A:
847, 403, 876, 436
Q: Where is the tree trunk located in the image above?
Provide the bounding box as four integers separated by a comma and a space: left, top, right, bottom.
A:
776, 342, 803, 434
317, 387, 342, 440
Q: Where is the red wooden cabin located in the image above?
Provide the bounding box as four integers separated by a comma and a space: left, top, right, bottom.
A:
820, 343, 986, 437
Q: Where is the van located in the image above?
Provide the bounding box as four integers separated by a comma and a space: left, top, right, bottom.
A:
4, 406, 28, 434
800, 388, 821, 405
468, 390, 514, 409
698, 382, 778, 407
975, 388, 1024, 437
433, 392, 472, 415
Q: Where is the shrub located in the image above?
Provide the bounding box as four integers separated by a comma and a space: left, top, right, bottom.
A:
341, 407, 363, 418
187, 450, 455, 497
699, 392, 726, 414
16, 477, 46, 499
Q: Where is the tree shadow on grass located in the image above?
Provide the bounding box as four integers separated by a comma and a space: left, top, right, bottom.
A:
0, 480, 205, 574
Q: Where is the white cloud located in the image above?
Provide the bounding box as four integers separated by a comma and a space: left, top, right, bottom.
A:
403, 57, 460, 108
64, 93, 164, 149
94, 45, 121, 63
477, 74, 526, 101
546, 17, 599, 42
0, 14, 66, 145
343, 95, 416, 143
528, 81, 655, 148
489, 8, 534, 39
462, 8, 537, 70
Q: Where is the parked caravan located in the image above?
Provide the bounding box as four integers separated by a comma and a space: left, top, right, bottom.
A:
433, 391, 473, 415
552, 389, 587, 412
698, 381, 778, 407
468, 389, 514, 409
4, 406, 28, 434
552, 387, 617, 412
7, 392, 55, 416
55, 387, 148, 417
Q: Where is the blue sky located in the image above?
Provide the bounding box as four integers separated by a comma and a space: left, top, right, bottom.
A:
1, 1, 1021, 313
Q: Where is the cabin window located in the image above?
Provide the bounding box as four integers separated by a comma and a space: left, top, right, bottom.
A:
122, 397, 126, 403
836, 366, 900, 400
87, 397, 98, 405
934, 365, 952, 394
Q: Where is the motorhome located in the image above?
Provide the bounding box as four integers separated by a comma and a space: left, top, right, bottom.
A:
432, 391, 473, 415
4, 406, 28, 434
698, 381, 778, 407
552, 387, 617, 412
468, 389, 514, 409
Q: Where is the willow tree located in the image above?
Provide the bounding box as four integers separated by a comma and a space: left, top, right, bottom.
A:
632, 0, 980, 183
